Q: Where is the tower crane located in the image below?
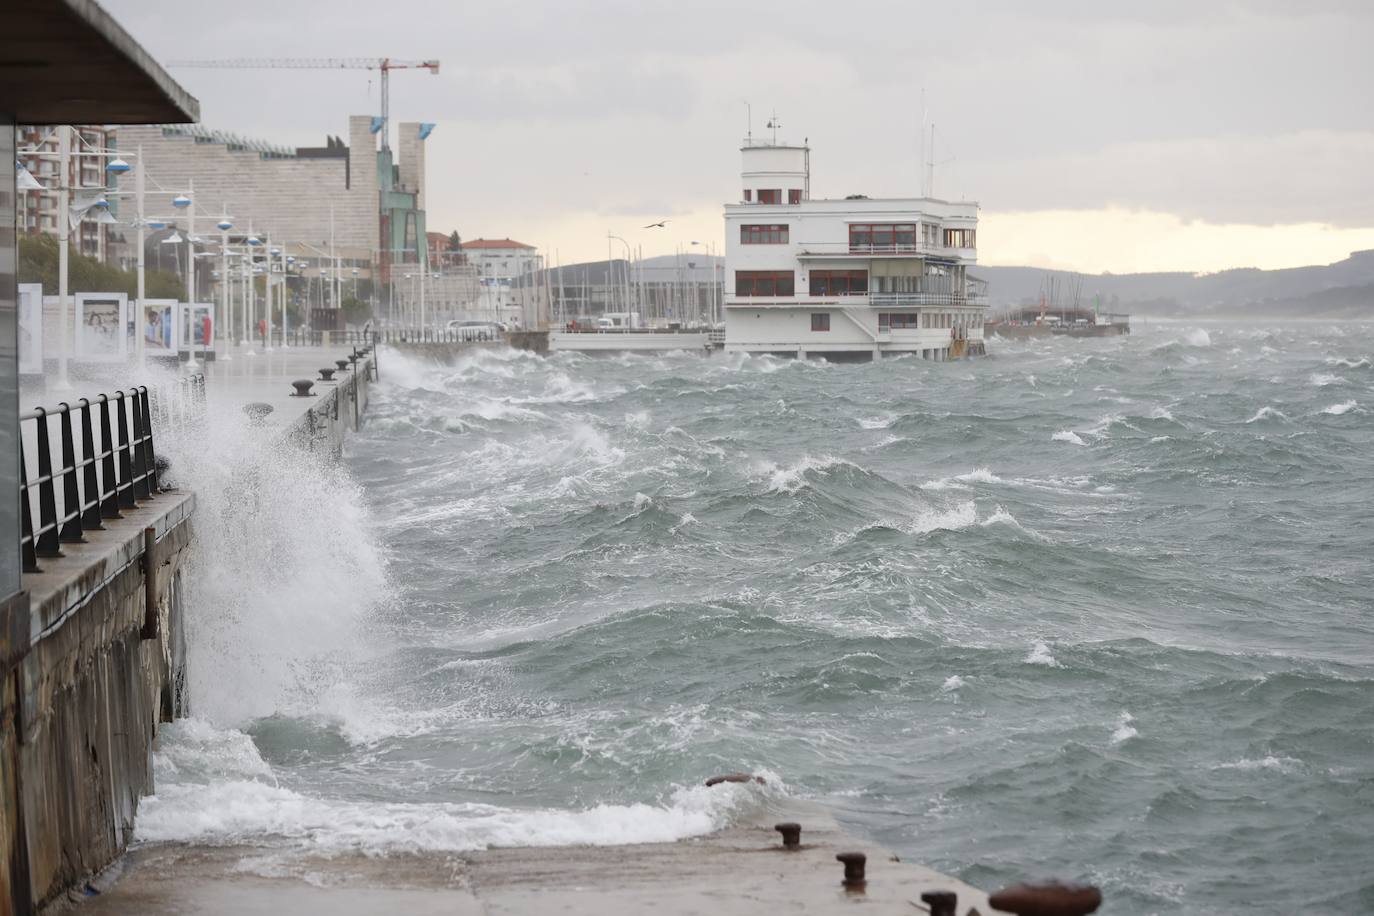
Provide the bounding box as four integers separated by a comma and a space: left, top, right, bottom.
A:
165, 58, 440, 150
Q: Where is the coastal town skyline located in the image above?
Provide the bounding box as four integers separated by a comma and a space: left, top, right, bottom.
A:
101, 0, 1374, 274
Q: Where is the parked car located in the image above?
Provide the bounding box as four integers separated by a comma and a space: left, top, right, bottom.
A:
446, 320, 504, 341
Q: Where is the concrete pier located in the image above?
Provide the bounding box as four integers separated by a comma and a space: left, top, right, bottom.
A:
70, 800, 994, 915
202, 345, 374, 454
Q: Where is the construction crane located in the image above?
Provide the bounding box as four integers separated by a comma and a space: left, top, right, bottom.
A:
165, 58, 440, 150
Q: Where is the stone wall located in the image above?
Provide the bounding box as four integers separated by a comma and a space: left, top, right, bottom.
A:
0, 492, 194, 913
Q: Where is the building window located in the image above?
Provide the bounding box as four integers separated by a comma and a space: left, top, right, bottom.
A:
878, 312, 890, 331
741, 224, 789, 244
743, 189, 752, 202
788, 189, 802, 204
847, 224, 918, 253
735, 270, 794, 296
810, 269, 868, 296
942, 228, 976, 248
883, 312, 920, 329
757, 189, 781, 205
811, 313, 830, 332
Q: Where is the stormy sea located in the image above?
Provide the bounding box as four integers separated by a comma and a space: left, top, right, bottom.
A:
146, 320, 1373, 914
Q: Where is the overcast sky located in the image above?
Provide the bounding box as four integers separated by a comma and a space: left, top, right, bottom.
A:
106, 0, 1374, 272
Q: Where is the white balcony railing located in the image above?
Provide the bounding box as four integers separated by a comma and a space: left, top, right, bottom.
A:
794, 241, 974, 259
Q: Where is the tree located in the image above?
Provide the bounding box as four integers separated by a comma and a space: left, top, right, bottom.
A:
17, 232, 184, 298
446, 231, 462, 251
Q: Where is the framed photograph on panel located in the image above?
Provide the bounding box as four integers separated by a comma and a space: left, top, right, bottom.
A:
17, 284, 43, 375
74, 293, 129, 362
140, 299, 179, 353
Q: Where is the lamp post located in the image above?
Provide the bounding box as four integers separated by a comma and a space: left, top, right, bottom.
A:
216, 212, 233, 359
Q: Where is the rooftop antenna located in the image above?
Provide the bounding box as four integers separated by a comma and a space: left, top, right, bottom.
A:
919, 88, 927, 197
766, 111, 781, 144
744, 100, 752, 144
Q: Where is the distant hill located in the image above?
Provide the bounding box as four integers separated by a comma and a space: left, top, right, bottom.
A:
975, 250, 1374, 317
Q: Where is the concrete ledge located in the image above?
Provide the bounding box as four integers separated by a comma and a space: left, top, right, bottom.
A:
9, 492, 195, 911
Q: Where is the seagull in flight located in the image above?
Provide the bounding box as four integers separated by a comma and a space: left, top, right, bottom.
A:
643, 220, 670, 229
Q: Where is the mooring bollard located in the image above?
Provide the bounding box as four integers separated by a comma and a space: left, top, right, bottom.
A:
988, 881, 1102, 916
335, 359, 351, 372
836, 852, 866, 888
921, 890, 958, 916
774, 822, 801, 849
319, 368, 337, 381
290, 379, 315, 398
242, 402, 274, 426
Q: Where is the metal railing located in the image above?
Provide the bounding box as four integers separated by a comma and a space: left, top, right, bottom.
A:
19, 375, 206, 574
794, 241, 971, 258
281, 328, 508, 346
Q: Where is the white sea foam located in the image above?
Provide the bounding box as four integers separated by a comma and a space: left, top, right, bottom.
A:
1326, 356, 1369, 369
1183, 328, 1212, 347
633, 492, 653, 511
939, 675, 966, 693
906, 501, 978, 534
158, 390, 390, 729
1025, 641, 1061, 667
1321, 400, 1357, 416
857, 414, 895, 429
139, 720, 773, 852
1245, 406, 1289, 424
921, 468, 1003, 491
1110, 711, 1138, 745
759, 455, 856, 494
1308, 372, 1343, 388
1213, 755, 1302, 774
1052, 430, 1086, 446
1148, 406, 1176, 421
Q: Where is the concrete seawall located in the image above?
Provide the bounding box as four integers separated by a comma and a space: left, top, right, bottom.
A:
0, 347, 375, 914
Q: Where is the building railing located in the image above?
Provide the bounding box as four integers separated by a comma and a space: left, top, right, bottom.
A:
282, 328, 511, 346
868, 291, 989, 307
794, 241, 974, 259
19, 375, 206, 574
555, 326, 710, 335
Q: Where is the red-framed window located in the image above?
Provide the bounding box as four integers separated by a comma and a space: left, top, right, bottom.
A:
743, 189, 752, 202
788, 189, 802, 204
740, 224, 789, 244
810, 269, 868, 296
848, 223, 918, 251
757, 189, 781, 204
811, 313, 831, 332
735, 270, 795, 296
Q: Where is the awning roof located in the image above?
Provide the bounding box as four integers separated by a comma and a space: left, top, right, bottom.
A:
1, 0, 198, 124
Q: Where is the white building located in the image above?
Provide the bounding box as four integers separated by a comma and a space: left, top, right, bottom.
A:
462, 238, 544, 328
723, 140, 986, 360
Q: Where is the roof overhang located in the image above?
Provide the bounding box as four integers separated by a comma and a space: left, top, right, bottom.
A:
1, 0, 198, 124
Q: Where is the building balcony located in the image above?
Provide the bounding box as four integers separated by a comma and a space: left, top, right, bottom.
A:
726, 290, 988, 308
794, 241, 975, 261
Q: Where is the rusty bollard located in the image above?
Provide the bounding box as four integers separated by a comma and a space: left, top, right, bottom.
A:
774, 822, 801, 849
988, 881, 1102, 916
836, 852, 866, 888
319, 367, 337, 381
921, 890, 958, 916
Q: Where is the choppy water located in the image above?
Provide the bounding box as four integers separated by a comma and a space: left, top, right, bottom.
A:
147, 321, 1374, 914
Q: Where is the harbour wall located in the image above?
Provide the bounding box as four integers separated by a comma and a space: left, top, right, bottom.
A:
0, 350, 376, 913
